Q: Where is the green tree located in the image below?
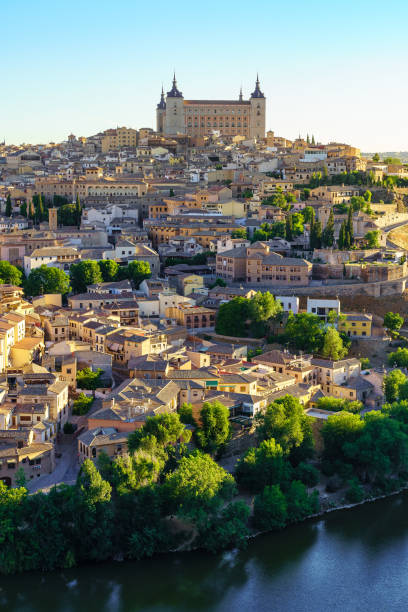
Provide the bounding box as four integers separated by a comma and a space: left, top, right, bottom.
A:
25, 265, 70, 296
5, 194, 12, 217
98, 259, 119, 282
363, 190, 372, 202
163, 451, 236, 518
72, 393, 94, 415
256, 395, 314, 462
285, 480, 319, 523
291, 213, 304, 236
322, 411, 365, 465
300, 188, 311, 201
383, 311, 404, 332
253, 484, 288, 531
0, 261, 23, 286
321, 326, 347, 360
364, 230, 380, 248
284, 312, 325, 353
199, 500, 250, 553
372, 153, 380, 162
195, 400, 231, 455
34, 194, 45, 222
126, 261, 151, 288
294, 462, 320, 487
338, 220, 346, 249
346, 206, 354, 247
309, 219, 322, 250
215, 297, 250, 337
58, 203, 78, 226
209, 277, 227, 289
128, 413, 189, 454
235, 438, 292, 493
15, 467, 27, 488
70, 260, 103, 293
231, 228, 247, 239
302, 205, 315, 225
321, 209, 334, 247
285, 214, 293, 241
383, 369, 406, 402
75, 194, 82, 227
249, 291, 283, 325
179, 403, 196, 425
76, 368, 103, 390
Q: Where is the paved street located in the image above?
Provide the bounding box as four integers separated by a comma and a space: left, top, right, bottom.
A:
26, 437, 80, 494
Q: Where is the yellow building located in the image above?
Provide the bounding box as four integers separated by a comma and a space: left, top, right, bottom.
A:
205, 199, 246, 217
338, 313, 372, 338
101, 127, 138, 153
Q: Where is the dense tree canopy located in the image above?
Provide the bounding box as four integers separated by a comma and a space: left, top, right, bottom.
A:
24, 265, 70, 296
126, 261, 151, 288
384, 312, 404, 333
70, 260, 103, 293
76, 368, 104, 390
236, 438, 292, 493
0, 261, 23, 286
98, 259, 120, 282
383, 369, 407, 403
195, 401, 231, 455
256, 395, 314, 464
216, 291, 282, 338
321, 326, 347, 360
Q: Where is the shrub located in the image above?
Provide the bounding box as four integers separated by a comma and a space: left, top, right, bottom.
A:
294, 462, 320, 487
63, 422, 76, 434
73, 393, 94, 416
345, 479, 364, 503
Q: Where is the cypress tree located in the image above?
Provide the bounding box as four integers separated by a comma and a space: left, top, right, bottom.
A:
338, 221, 345, 250
285, 214, 293, 241
75, 194, 82, 227
346, 206, 354, 246
310, 220, 322, 250
5, 194, 12, 217
36, 194, 44, 222
322, 209, 334, 247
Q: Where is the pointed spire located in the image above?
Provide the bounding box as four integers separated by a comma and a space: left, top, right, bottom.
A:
239, 85, 243, 102
157, 84, 166, 109
251, 74, 264, 98
167, 72, 183, 98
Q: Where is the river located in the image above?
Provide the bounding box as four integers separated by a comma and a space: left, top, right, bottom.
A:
2, 491, 408, 612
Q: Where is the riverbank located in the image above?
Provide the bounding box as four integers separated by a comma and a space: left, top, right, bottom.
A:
171, 478, 408, 553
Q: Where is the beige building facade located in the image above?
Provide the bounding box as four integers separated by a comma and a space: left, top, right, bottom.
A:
156, 75, 266, 140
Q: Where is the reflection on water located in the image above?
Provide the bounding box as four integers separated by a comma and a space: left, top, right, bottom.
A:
3, 493, 408, 612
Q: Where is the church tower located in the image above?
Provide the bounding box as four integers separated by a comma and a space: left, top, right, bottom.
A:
156, 86, 166, 133
164, 73, 185, 135
249, 74, 266, 140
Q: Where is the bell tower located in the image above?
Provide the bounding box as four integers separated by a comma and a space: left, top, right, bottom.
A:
48, 207, 58, 231
164, 73, 185, 135
249, 74, 266, 140
156, 86, 166, 133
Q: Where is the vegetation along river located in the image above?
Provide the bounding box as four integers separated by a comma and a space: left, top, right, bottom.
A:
2, 490, 408, 611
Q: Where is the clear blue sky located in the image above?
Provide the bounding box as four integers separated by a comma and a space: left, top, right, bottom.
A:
3, 0, 408, 151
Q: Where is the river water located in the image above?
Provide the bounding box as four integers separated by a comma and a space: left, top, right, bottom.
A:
2, 491, 408, 612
